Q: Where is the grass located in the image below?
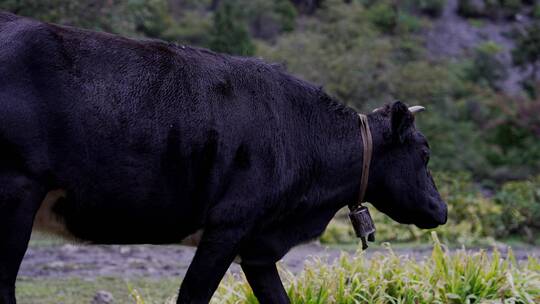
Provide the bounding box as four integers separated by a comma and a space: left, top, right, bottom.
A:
212, 233, 540, 304
16, 277, 180, 304
20, 233, 540, 303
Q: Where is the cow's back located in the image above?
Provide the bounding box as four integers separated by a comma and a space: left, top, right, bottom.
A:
0, 12, 290, 243
0, 12, 357, 248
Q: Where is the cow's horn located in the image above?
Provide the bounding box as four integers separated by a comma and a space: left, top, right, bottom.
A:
408, 106, 425, 114
372, 107, 382, 113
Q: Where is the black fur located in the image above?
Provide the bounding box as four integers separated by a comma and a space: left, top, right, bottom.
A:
0, 12, 446, 304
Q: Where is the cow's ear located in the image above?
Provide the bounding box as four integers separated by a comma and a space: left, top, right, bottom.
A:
391, 101, 414, 143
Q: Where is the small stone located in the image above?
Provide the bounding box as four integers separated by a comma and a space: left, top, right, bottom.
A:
61, 244, 79, 254
46, 261, 65, 269
119, 246, 131, 255
91, 290, 114, 304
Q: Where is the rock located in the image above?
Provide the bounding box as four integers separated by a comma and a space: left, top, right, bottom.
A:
61, 244, 79, 254
91, 290, 114, 304
45, 261, 65, 269
119, 246, 131, 255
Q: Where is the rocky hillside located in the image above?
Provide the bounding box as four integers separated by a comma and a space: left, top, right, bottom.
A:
426, 0, 535, 94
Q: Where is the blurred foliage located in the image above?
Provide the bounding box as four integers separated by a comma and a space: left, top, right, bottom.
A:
464, 41, 507, 90
0, 0, 132, 33
209, 1, 255, 56
534, 4, 540, 19
496, 176, 540, 242
366, 1, 398, 34
512, 22, 540, 97
0, 0, 214, 44
482, 93, 540, 179
129, 0, 175, 38
457, 0, 533, 19
363, 1, 433, 34
236, 0, 298, 39
409, 0, 446, 17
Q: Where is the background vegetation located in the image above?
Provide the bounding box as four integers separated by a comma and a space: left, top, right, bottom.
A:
2, 0, 539, 246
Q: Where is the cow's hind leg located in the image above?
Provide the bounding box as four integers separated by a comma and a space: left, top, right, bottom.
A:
241, 263, 290, 304
0, 173, 45, 304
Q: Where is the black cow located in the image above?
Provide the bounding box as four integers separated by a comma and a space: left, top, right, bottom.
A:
0, 12, 447, 304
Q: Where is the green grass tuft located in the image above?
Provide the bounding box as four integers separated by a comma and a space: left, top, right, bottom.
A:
212, 233, 540, 303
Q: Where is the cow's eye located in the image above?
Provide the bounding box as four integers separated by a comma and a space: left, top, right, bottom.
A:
422, 149, 430, 164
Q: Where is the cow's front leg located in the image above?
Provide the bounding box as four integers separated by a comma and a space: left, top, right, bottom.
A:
177, 227, 244, 304
0, 173, 45, 304
241, 263, 290, 304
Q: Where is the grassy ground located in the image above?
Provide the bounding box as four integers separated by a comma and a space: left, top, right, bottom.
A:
16, 277, 179, 304
18, 233, 540, 304
20, 233, 179, 303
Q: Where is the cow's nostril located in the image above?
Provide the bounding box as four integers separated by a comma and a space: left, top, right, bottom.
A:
439, 204, 448, 224
441, 211, 447, 224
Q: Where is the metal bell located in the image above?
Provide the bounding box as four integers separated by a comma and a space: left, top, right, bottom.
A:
348, 205, 376, 250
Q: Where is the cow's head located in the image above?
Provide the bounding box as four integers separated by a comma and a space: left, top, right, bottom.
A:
366, 101, 447, 229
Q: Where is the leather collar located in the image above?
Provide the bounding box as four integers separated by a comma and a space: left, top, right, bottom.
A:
349, 113, 372, 211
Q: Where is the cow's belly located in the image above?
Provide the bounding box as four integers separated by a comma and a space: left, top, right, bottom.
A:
33, 189, 205, 245
33, 190, 74, 239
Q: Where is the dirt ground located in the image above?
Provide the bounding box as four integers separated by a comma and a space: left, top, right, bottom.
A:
20, 242, 540, 279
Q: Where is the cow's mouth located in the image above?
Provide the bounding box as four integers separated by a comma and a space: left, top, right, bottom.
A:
415, 220, 443, 229
415, 204, 448, 229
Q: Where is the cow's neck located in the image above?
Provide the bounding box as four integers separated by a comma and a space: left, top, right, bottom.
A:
306, 105, 387, 213
299, 106, 367, 211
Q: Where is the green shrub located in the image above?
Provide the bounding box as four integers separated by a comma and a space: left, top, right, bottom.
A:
209, 1, 255, 56
127, 0, 212, 46
408, 0, 446, 17
165, 10, 212, 46
533, 4, 540, 19
495, 176, 540, 242
433, 172, 504, 239
256, 2, 395, 108
0, 0, 136, 34
396, 11, 424, 34
458, 0, 527, 19
128, 0, 173, 39
512, 22, 540, 87
231, 0, 298, 39
366, 1, 398, 34
465, 41, 507, 90
457, 0, 489, 18
499, 0, 524, 17
369, 0, 445, 17
485, 123, 540, 175
393, 37, 425, 62
273, 0, 298, 32
389, 61, 453, 103
482, 96, 540, 178
0, 0, 209, 42
0, 0, 83, 23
